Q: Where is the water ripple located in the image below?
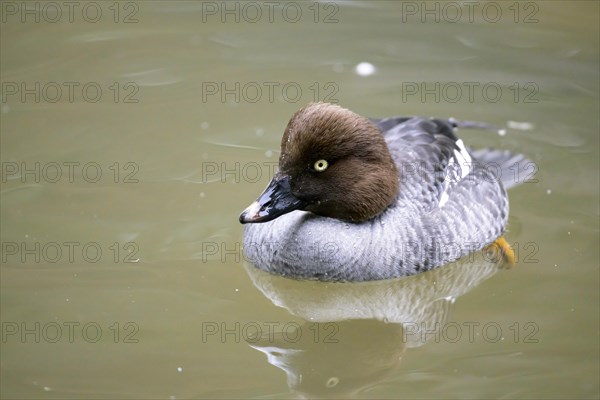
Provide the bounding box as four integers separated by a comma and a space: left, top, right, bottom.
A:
67, 30, 132, 43
121, 68, 182, 87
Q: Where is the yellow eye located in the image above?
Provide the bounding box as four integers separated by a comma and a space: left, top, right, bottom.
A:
314, 159, 328, 172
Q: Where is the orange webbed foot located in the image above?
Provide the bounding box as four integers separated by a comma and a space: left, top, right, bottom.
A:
485, 236, 516, 269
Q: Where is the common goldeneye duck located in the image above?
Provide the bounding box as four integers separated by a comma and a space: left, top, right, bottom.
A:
239, 102, 528, 281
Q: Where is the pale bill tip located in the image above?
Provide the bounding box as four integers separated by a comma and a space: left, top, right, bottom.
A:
240, 201, 262, 223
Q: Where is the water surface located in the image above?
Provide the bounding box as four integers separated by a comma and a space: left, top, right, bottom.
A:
1, 1, 599, 399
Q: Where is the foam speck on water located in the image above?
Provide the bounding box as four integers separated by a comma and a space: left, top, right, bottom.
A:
507, 120, 534, 131
355, 62, 376, 76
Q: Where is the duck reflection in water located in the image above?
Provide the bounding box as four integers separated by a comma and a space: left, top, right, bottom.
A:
244, 250, 504, 398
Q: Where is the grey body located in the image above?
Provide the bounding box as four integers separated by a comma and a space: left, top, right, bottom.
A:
243, 117, 517, 281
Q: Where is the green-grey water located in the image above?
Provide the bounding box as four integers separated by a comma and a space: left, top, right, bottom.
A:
1, 1, 599, 399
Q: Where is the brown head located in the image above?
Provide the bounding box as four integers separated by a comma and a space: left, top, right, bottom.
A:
240, 103, 399, 223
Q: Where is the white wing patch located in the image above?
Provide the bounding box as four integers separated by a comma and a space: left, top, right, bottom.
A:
438, 139, 473, 207
453, 139, 473, 179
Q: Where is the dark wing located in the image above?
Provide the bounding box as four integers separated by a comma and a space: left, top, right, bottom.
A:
373, 117, 475, 210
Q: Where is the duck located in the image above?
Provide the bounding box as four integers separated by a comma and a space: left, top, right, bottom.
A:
239, 102, 528, 281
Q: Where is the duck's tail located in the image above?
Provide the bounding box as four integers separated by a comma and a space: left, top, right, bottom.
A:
448, 118, 534, 190
470, 148, 534, 190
